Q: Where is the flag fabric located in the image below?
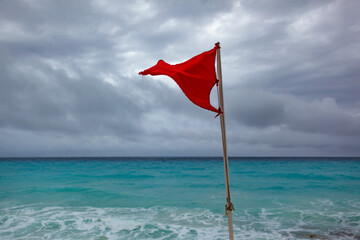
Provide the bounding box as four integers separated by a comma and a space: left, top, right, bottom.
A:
139, 43, 221, 114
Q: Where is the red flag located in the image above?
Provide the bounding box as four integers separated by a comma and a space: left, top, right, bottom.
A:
139, 44, 221, 113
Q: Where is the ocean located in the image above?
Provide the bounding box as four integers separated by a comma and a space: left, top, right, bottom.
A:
0, 157, 359, 240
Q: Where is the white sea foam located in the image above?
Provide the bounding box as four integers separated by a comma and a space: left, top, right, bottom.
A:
0, 205, 230, 239
1, 203, 359, 239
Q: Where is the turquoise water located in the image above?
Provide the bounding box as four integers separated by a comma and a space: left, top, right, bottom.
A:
0, 157, 359, 239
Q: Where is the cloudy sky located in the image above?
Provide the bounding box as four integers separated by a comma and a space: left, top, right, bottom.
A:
1, 0, 359, 157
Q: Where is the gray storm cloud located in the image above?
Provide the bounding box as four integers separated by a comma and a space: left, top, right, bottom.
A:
0, 0, 359, 157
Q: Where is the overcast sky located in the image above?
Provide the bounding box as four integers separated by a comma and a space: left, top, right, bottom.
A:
1, 0, 359, 157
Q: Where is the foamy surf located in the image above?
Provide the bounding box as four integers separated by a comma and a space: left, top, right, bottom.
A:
1, 203, 359, 239
0, 205, 230, 239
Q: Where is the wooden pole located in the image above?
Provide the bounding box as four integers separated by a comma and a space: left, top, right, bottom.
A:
216, 42, 235, 240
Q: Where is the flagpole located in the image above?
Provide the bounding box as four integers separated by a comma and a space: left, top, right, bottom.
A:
216, 42, 235, 240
